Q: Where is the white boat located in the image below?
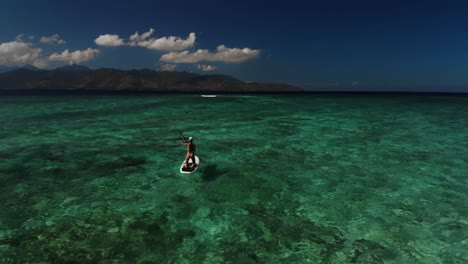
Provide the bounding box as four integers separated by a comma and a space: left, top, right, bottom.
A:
201, 95, 217, 97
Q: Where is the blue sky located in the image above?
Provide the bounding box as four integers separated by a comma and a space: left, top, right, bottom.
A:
1, 0, 468, 91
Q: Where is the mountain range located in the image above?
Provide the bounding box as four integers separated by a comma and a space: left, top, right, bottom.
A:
0, 65, 301, 92
0, 64, 41, 73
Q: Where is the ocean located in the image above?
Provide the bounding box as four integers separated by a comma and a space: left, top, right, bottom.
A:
0, 94, 467, 263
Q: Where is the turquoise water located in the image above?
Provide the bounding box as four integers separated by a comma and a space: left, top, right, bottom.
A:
0, 94, 467, 263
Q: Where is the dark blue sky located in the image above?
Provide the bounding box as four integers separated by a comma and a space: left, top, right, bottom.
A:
1, 0, 468, 91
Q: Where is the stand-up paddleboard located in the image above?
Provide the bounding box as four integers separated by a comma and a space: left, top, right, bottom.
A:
180, 155, 200, 174
201, 95, 217, 97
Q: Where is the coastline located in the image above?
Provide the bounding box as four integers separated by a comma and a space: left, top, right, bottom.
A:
0, 89, 466, 96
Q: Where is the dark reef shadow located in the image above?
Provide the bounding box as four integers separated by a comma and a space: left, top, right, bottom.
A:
200, 164, 224, 182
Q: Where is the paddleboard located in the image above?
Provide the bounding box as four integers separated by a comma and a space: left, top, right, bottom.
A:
180, 155, 200, 174
201, 95, 217, 97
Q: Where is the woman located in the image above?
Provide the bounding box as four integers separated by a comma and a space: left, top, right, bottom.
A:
182, 137, 197, 169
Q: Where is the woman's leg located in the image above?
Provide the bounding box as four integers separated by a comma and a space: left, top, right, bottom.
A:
184, 153, 190, 168
190, 154, 196, 167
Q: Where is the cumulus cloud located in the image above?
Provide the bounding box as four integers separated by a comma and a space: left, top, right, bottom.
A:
161, 63, 177, 71
196, 64, 217, 71
49, 48, 100, 64
161, 45, 260, 63
15, 34, 25, 42
137, 32, 196, 51
95, 34, 125, 47
40, 34, 66, 45
96, 28, 195, 51
95, 27, 260, 65
129, 28, 155, 44
0, 40, 46, 67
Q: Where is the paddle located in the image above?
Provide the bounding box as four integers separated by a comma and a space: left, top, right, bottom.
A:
179, 131, 188, 142
179, 131, 204, 162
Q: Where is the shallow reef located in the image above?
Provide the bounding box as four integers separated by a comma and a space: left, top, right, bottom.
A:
0, 95, 467, 263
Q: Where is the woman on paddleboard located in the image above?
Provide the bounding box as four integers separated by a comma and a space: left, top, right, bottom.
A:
182, 137, 196, 169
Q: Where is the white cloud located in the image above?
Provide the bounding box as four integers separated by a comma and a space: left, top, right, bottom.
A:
136, 31, 196, 51
40, 34, 66, 45
96, 28, 194, 51
95, 34, 125, 47
95, 27, 260, 64
0, 40, 46, 67
160, 45, 260, 63
196, 64, 217, 71
129, 28, 155, 44
49, 48, 100, 64
161, 64, 177, 71
16, 34, 24, 42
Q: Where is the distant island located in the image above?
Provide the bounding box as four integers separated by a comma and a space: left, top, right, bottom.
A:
0, 64, 301, 92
